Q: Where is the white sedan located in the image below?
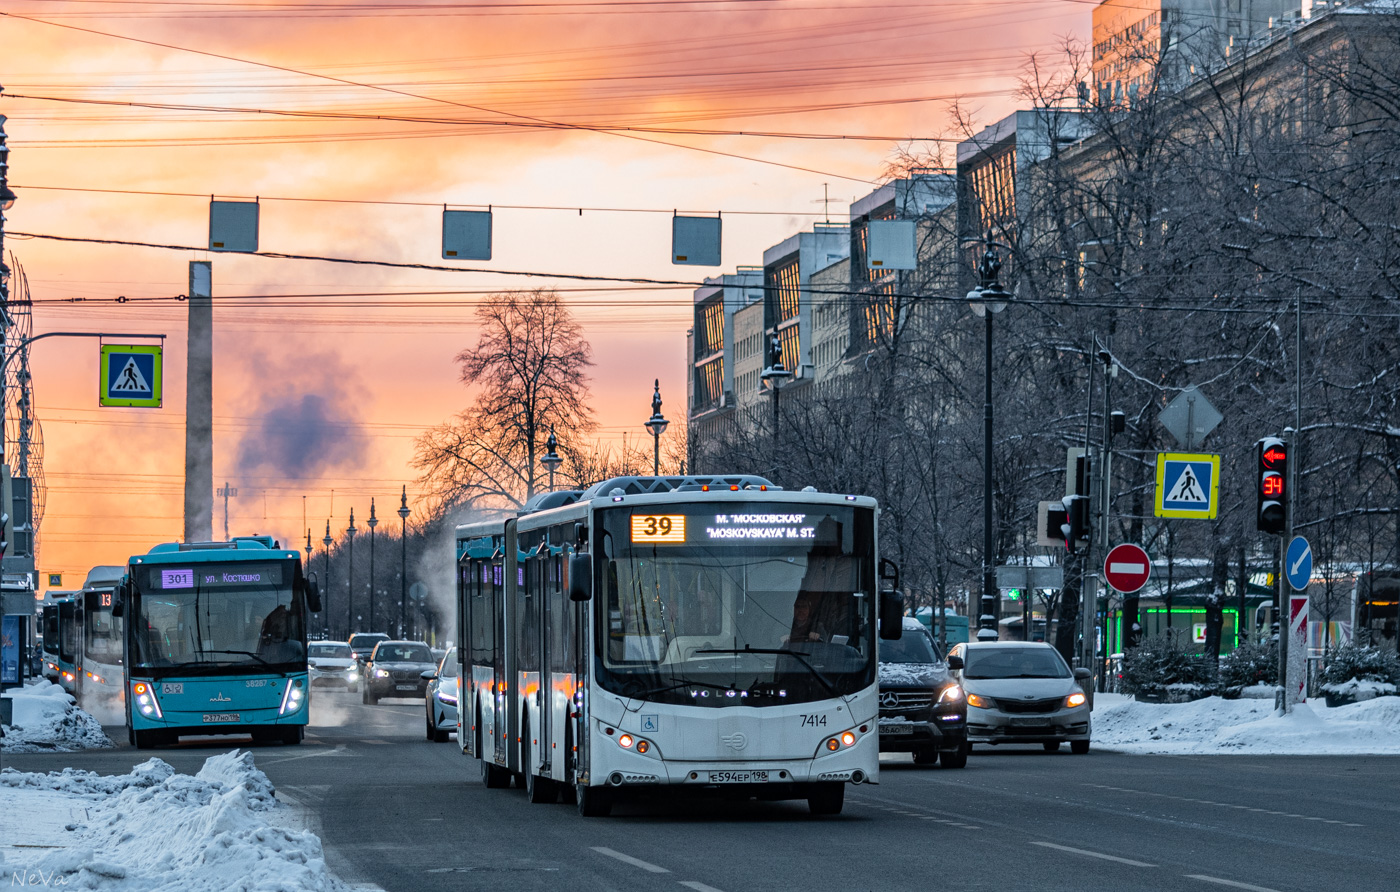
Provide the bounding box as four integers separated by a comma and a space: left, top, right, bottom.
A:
948, 641, 1092, 754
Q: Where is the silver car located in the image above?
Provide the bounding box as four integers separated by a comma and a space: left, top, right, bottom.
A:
308, 641, 359, 691
424, 648, 459, 743
949, 641, 1092, 754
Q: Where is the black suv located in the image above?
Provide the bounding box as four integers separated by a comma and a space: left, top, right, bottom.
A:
362, 640, 438, 705
877, 618, 968, 768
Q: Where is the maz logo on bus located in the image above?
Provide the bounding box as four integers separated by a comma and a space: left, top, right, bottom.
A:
800, 714, 828, 727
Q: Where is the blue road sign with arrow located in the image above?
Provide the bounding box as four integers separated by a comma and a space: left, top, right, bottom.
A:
1286, 535, 1312, 592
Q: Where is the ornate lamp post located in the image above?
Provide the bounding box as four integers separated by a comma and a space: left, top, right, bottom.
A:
367, 498, 378, 633
644, 379, 669, 476
541, 425, 563, 492
398, 486, 410, 639
966, 231, 1009, 642
761, 334, 792, 454
322, 521, 334, 637
346, 508, 358, 632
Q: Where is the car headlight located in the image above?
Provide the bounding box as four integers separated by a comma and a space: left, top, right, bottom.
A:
345, 666, 358, 674
966, 693, 990, 709
937, 684, 963, 704
1066, 691, 1087, 708
374, 668, 390, 678
437, 687, 458, 705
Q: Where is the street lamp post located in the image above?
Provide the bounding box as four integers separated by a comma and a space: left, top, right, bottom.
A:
541, 425, 563, 492
322, 521, 334, 637
967, 232, 1009, 642
346, 509, 358, 633
644, 380, 669, 476
398, 486, 410, 639
367, 499, 378, 633
761, 334, 792, 457
304, 527, 316, 635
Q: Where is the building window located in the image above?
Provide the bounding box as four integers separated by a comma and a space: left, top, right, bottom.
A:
695, 299, 724, 359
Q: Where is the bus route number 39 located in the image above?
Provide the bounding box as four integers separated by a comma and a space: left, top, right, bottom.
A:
631, 515, 686, 544
800, 714, 828, 727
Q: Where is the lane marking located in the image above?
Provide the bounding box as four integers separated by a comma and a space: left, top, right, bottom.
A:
1185, 875, 1281, 892
850, 796, 982, 830
679, 882, 726, 892
1085, 783, 1363, 828
591, 846, 670, 874
1030, 841, 1156, 867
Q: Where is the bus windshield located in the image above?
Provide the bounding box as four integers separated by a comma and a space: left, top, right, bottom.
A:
130, 561, 306, 672
84, 591, 124, 663
596, 503, 876, 706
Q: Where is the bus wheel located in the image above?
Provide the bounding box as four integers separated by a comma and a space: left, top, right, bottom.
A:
480, 753, 511, 789
526, 767, 557, 804
807, 782, 845, 816
575, 783, 612, 817
281, 726, 304, 746
133, 729, 160, 750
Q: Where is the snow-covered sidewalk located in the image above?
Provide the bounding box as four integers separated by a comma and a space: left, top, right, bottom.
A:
0, 751, 348, 892
1091, 692, 1400, 754
1, 679, 114, 752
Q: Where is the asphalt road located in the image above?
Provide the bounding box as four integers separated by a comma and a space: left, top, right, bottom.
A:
6, 691, 1396, 892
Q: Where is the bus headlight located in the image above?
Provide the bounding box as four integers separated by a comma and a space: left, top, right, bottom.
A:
133, 681, 163, 719
280, 680, 306, 715
818, 728, 861, 756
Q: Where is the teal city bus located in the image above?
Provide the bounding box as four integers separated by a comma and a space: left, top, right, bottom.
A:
116, 537, 322, 748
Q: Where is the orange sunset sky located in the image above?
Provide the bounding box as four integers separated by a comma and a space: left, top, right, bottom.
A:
1, 0, 1088, 589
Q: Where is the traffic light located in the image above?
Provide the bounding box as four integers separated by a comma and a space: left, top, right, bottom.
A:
1256, 436, 1288, 535
1061, 452, 1091, 554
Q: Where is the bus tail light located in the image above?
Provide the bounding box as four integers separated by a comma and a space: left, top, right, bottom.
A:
133, 681, 163, 719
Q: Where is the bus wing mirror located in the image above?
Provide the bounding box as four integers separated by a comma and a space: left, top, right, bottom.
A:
568, 553, 593, 602
879, 589, 905, 640
305, 573, 323, 613
112, 581, 127, 618
879, 557, 900, 592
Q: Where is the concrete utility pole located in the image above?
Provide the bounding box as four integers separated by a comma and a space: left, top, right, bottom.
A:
184, 261, 213, 542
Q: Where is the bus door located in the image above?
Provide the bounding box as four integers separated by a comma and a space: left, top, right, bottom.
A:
500, 518, 519, 772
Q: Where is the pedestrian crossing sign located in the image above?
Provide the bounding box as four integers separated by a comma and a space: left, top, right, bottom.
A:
1155, 452, 1220, 519
99, 344, 163, 408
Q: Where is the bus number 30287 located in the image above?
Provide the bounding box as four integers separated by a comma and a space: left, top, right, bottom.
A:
800, 714, 828, 727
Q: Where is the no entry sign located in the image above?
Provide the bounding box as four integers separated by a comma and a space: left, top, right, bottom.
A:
1104, 543, 1151, 594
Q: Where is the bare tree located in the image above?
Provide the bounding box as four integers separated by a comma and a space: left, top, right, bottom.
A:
414, 289, 595, 512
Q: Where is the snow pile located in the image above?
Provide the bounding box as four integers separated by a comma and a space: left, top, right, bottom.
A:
0, 751, 348, 892
1093, 694, 1400, 754
1, 679, 114, 752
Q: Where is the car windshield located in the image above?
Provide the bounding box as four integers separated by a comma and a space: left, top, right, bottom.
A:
964, 647, 1070, 679
439, 653, 458, 678
130, 561, 305, 671
309, 643, 351, 659
349, 635, 387, 651
595, 503, 876, 706
880, 629, 940, 664
374, 644, 432, 662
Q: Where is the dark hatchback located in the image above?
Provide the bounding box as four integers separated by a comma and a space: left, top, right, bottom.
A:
362, 641, 438, 705
877, 618, 968, 768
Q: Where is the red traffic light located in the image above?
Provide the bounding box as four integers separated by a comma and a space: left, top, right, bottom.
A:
1261, 472, 1284, 497
1261, 447, 1286, 469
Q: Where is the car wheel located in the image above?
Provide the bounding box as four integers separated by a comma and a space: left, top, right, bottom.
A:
426, 708, 437, 741
576, 783, 612, 817
940, 743, 968, 769
1070, 740, 1090, 755
912, 748, 939, 766
1043, 741, 1061, 753
807, 782, 845, 816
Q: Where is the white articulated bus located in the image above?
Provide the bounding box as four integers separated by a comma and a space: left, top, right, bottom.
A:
454, 475, 904, 817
